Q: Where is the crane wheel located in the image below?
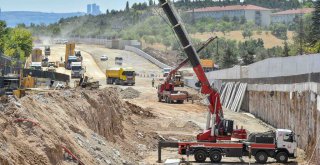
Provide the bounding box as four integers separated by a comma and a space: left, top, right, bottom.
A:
255, 151, 268, 164
209, 151, 222, 163
194, 150, 207, 163
276, 152, 288, 163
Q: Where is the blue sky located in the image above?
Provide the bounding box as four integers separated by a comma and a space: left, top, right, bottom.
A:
0, 0, 149, 13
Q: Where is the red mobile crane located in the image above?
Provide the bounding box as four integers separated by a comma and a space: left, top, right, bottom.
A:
157, 0, 297, 164
157, 37, 217, 104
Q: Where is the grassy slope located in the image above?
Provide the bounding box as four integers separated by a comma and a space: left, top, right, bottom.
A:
144, 31, 294, 50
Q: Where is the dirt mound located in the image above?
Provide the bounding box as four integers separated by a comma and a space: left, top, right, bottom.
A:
120, 87, 140, 99
0, 88, 158, 165
125, 101, 155, 118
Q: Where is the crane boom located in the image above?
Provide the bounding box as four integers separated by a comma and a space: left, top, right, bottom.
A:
158, 0, 247, 142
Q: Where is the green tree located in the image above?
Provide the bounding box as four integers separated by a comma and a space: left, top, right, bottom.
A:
221, 46, 238, 68
271, 23, 288, 40
283, 40, 290, 57
308, 0, 320, 51
126, 1, 130, 12
222, 15, 230, 22
4, 28, 33, 59
0, 21, 7, 53
240, 15, 247, 24
242, 29, 253, 39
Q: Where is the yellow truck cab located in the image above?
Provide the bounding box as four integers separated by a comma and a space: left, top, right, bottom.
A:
106, 67, 135, 86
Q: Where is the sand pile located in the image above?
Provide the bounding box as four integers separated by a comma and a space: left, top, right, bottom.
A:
120, 87, 140, 99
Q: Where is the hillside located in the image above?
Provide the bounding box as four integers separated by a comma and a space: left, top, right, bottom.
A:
0, 11, 85, 27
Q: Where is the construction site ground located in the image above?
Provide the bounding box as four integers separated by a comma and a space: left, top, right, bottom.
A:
0, 44, 306, 164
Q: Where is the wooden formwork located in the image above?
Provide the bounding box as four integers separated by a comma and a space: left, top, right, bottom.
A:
248, 90, 320, 161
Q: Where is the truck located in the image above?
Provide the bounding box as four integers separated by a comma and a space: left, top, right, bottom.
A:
71, 62, 85, 79
159, 129, 297, 164
106, 67, 135, 85
115, 57, 123, 65
30, 62, 42, 70
31, 48, 43, 62
157, 0, 297, 164
66, 56, 79, 70
157, 88, 188, 104
173, 71, 184, 87
44, 46, 50, 56
65, 43, 75, 68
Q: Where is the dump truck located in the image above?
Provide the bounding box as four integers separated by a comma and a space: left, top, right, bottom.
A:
106, 67, 135, 85
65, 43, 75, 68
71, 62, 85, 79
31, 48, 43, 62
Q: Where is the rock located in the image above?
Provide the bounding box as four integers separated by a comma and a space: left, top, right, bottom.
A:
113, 149, 120, 157
104, 159, 111, 164
95, 146, 101, 151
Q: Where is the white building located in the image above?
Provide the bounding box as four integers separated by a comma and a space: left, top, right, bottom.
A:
187, 5, 272, 27
271, 8, 314, 24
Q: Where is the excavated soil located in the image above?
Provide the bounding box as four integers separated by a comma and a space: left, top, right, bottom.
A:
120, 87, 141, 99
0, 86, 205, 165
0, 88, 160, 165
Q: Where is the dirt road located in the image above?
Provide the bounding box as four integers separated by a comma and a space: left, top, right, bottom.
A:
77, 44, 162, 76
71, 44, 304, 164
30, 44, 304, 164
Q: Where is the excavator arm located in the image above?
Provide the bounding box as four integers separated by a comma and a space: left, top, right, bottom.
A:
158, 0, 246, 142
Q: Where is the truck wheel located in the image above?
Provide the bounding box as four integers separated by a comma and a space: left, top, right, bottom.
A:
194, 150, 207, 163
276, 152, 288, 163
178, 100, 184, 104
209, 151, 222, 163
164, 97, 168, 103
255, 151, 268, 164
181, 84, 184, 87
158, 96, 162, 102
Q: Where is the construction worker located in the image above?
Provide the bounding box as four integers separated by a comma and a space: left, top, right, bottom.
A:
152, 78, 155, 87
60, 56, 63, 63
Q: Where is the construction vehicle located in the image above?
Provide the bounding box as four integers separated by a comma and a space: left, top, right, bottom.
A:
157, 0, 297, 164
30, 62, 42, 70
106, 67, 135, 85
65, 43, 75, 68
173, 71, 184, 87
71, 62, 85, 79
200, 59, 215, 72
44, 46, 50, 56
31, 48, 43, 62
47, 66, 56, 72
115, 57, 123, 65
66, 56, 79, 70
0, 75, 20, 96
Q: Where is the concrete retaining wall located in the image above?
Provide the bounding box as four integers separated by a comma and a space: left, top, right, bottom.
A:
202, 53, 320, 80
68, 38, 141, 49
125, 46, 171, 69
247, 87, 319, 163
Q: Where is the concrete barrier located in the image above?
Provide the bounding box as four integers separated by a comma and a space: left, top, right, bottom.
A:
125, 46, 171, 69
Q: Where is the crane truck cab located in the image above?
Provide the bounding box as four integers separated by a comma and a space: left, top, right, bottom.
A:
71, 62, 85, 79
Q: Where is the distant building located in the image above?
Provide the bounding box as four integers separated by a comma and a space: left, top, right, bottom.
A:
187, 5, 272, 27
271, 8, 314, 24
86, 3, 101, 15
87, 4, 92, 14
